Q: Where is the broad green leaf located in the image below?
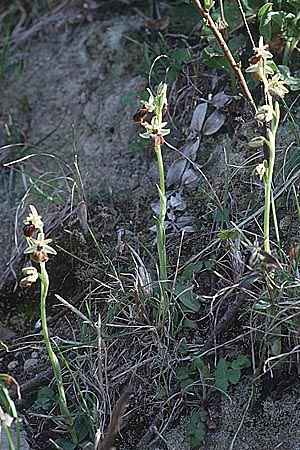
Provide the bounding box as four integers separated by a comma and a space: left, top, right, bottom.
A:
192, 357, 205, 371
258, 3, 273, 40
231, 355, 251, 369
175, 282, 200, 313
55, 438, 77, 450
227, 368, 241, 385
187, 410, 207, 448
34, 386, 55, 411
215, 358, 229, 392
182, 262, 204, 281
183, 319, 197, 329
258, 3, 273, 21
74, 415, 90, 443
203, 0, 214, 11
176, 367, 190, 381
178, 338, 189, 355
180, 377, 196, 390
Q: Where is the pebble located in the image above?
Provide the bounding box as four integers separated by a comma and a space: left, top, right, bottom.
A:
7, 360, 18, 371
24, 358, 38, 371
31, 351, 39, 359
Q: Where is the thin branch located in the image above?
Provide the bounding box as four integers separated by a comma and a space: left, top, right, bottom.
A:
235, 0, 255, 49
192, 0, 257, 113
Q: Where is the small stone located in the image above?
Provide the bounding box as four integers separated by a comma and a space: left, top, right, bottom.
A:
8, 361, 18, 371
31, 351, 39, 359
0, 326, 16, 342
24, 358, 38, 371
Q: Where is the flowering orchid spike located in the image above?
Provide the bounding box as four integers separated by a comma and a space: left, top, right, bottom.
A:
24, 205, 43, 231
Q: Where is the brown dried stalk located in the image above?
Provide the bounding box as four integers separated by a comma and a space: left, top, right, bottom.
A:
192, 0, 257, 113
97, 387, 132, 450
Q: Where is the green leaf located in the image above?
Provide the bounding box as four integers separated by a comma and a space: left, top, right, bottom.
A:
258, 3, 273, 21
170, 48, 190, 67
203, 50, 231, 73
269, 11, 284, 27
215, 358, 229, 392
34, 386, 55, 411
180, 377, 196, 390
278, 65, 300, 91
178, 338, 189, 355
181, 262, 203, 282
176, 367, 190, 381
186, 410, 207, 448
74, 415, 90, 443
231, 355, 251, 369
55, 438, 77, 450
156, 185, 167, 213
192, 357, 204, 371
203, 0, 214, 11
175, 281, 201, 313
183, 319, 197, 329
258, 3, 273, 40
227, 368, 241, 385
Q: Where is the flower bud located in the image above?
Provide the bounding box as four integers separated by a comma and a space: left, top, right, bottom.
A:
19, 266, 39, 288
248, 136, 266, 148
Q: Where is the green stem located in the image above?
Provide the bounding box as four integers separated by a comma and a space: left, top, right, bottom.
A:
264, 134, 275, 254
2, 425, 16, 450
271, 191, 280, 246
263, 102, 280, 254
39, 262, 76, 441
155, 142, 168, 324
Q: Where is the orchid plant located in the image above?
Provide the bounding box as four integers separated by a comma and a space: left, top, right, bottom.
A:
139, 83, 170, 326
247, 38, 288, 254
20, 205, 76, 442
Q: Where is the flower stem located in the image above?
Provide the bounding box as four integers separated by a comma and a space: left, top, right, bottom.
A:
263, 140, 275, 254
155, 142, 168, 324
263, 102, 280, 254
3, 425, 16, 450
39, 262, 76, 441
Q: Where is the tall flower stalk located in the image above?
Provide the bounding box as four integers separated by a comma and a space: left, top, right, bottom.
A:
247, 38, 288, 254
138, 83, 170, 324
21, 206, 75, 440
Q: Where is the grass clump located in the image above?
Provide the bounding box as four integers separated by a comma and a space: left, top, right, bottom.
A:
1, 0, 300, 449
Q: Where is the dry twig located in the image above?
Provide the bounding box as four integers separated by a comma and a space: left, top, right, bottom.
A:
192, 0, 257, 113
97, 386, 132, 450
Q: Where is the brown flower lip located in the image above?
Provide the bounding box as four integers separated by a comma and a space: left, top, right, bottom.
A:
133, 107, 149, 124
30, 250, 49, 263
23, 223, 36, 237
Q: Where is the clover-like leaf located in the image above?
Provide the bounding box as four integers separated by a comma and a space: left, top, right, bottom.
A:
203, 110, 226, 135
190, 103, 208, 133
211, 91, 232, 109
181, 167, 199, 188
167, 158, 187, 187
182, 139, 200, 161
